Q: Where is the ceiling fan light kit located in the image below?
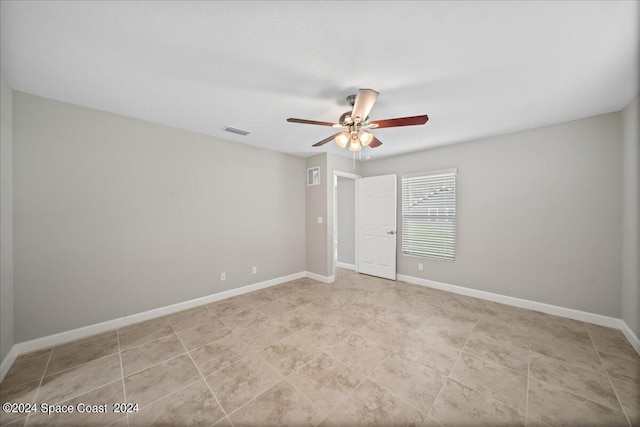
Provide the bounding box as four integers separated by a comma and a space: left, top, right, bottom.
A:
287, 88, 429, 152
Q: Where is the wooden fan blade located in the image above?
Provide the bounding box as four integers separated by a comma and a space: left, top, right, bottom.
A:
369, 115, 429, 129
369, 136, 383, 148
312, 133, 342, 147
351, 89, 379, 123
287, 118, 336, 127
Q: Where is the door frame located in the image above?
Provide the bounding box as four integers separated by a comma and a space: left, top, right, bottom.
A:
332, 170, 361, 277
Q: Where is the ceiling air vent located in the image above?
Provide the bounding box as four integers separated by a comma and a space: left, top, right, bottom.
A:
224, 126, 251, 136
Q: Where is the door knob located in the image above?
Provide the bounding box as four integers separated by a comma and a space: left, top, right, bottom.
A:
387, 231, 396, 235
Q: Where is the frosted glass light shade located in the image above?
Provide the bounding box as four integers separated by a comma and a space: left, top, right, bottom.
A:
349, 140, 362, 152
335, 132, 349, 148
358, 130, 373, 146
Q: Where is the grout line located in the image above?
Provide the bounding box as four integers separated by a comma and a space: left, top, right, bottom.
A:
249, 345, 326, 420
118, 332, 176, 353
120, 350, 187, 378
170, 324, 231, 426
424, 320, 477, 422
115, 329, 130, 427
24, 347, 54, 425
587, 331, 632, 427
135, 378, 202, 411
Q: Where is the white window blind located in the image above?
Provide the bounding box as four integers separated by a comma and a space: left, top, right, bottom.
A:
401, 169, 457, 261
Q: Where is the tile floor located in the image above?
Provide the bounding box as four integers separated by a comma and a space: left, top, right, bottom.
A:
1, 269, 639, 426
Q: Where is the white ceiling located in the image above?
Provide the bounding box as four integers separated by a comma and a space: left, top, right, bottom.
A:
1, 1, 638, 160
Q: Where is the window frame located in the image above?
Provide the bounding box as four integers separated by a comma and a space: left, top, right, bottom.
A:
401, 168, 457, 261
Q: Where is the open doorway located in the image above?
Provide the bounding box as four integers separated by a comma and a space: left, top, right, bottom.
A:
333, 171, 360, 277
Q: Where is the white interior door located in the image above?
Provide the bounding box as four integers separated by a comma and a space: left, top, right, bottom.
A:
357, 174, 397, 280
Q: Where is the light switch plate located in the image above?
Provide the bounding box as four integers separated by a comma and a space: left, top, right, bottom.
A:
317, 216, 323, 224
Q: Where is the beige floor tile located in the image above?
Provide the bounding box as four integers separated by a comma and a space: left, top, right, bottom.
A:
213, 417, 233, 427
230, 380, 323, 427
205, 351, 282, 413
527, 378, 628, 426
258, 299, 298, 316
108, 417, 129, 426
1, 348, 52, 389
600, 350, 640, 383
6, 270, 638, 427
287, 353, 363, 414
302, 298, 338, 318
358, 318, 410, 347
530, 331, 603, 372
0, 380, 40, 425
474, 316, 530, 347
207, 295, 251, 317
124, 354, 200, 408
118, 318, 174, 350
5, 417, 26, 426
415, 321, 472, 349
530, 312, 591, 345
165, 305, 220, 331
370, 353, 445, 415
327, 333, 392, 376
190, 335, 253, 377
294, 318, 351, 350
175, 317, 233, 350
590, 327, 639, 361
27, 380, 124, 426
303, 284, 337, 299
324, 378, 424, 426
270, 307, 324, 332
241, 288, 280, 305
218, 308, 269, 330
426, 310, 477, 341
235, 317, 292, 349
46, 331, 119, 375
611, 378, 640, 426
377, 310, 429, 331
260, 334, 321, 376
476, 300, 531, 324
425, 378, 525, 426
395, 331, 461, 376
449, 352, 527, 412
128, 380, 225, 426
530, 350, 620, 409
464, 331, 529, 372
37, 354, 121, 405
327, 308, 374, 331
121, 333, 185, 376
281, 290, 318, 307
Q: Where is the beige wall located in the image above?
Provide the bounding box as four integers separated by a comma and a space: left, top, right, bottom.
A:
13, 92, 306, 342
337, 177, 356, 265
361, 113, 623, 317
622, 93, 639, 336
1, 75, 14, 361
305, 154, 328, 276
326, 154, 359, 276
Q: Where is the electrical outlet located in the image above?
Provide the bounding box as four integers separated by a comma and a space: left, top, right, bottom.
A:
252, 266, 257, 274
220, 272, 226, 281
418, 263, 424, 271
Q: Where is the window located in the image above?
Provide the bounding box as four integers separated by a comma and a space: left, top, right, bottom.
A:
401, 168, 457, 261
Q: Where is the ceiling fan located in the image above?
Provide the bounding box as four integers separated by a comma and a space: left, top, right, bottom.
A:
287, 89, 429, 152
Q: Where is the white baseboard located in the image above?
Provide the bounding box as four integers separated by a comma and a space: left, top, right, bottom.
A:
0, 346, 19, 385
0, 271, 306, 382
336, 262, 356, 271
397, 273, 640, 354
620, 321, 640, 355
306, 271, 335, 283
